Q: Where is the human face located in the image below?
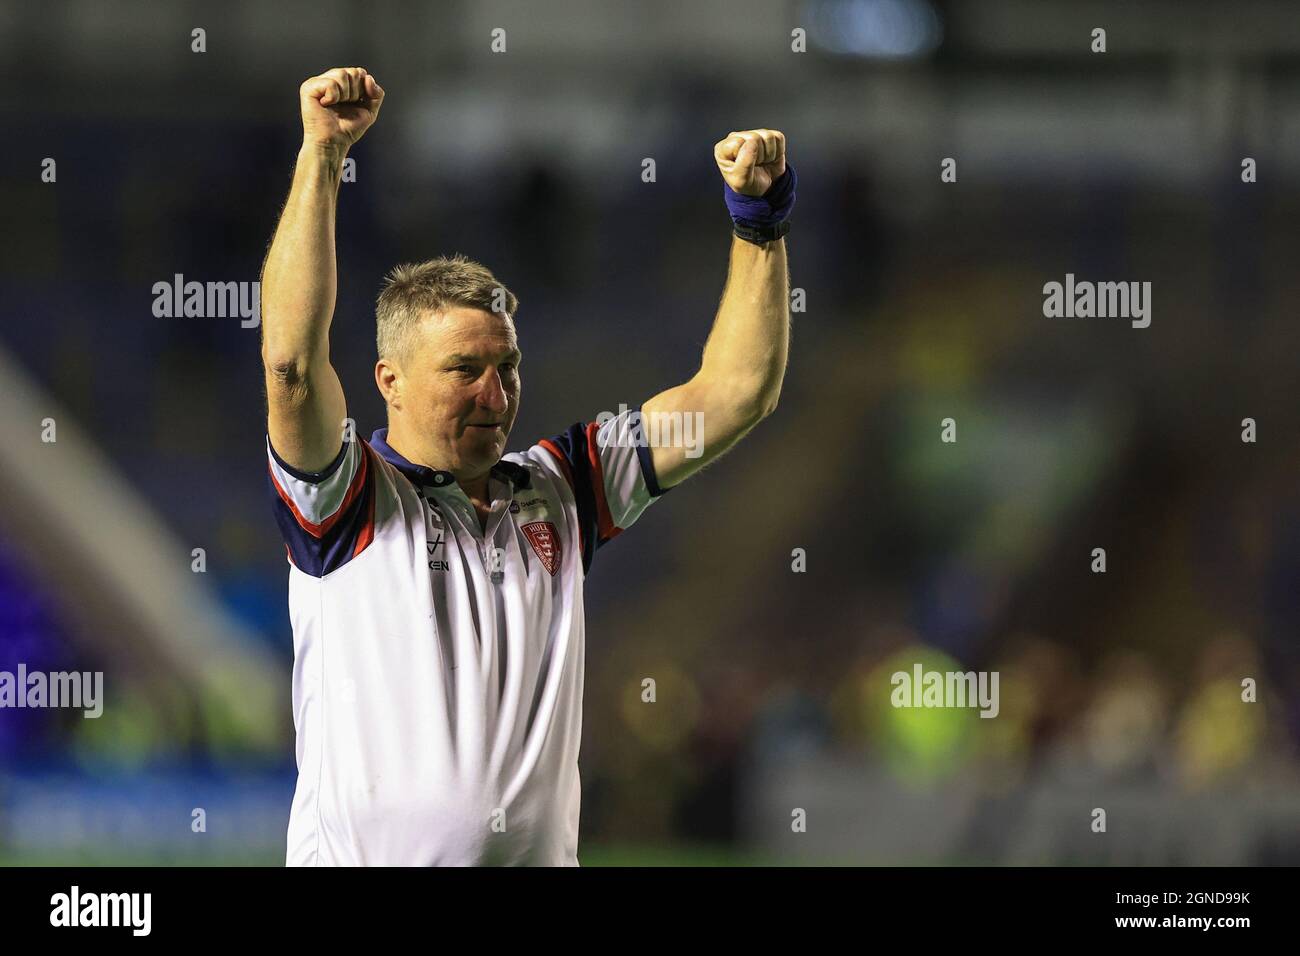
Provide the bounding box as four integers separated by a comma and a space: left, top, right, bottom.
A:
380, 306, 521, 480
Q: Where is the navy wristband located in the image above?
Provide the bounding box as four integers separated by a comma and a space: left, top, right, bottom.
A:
724, 163, 797, 231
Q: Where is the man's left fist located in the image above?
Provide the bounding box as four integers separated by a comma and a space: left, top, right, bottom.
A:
715, 128, 787, 197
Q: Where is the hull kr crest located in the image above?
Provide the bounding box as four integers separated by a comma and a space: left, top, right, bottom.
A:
522, 521, 561, 575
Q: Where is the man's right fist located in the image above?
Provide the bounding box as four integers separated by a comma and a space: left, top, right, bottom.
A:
300, 67, 384, 150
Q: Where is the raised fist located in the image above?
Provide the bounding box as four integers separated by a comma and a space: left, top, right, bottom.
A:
300, 67, 385, 150
715, 129, 787, 197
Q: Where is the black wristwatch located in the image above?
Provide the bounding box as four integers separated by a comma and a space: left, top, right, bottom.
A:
732, 219, 791, 245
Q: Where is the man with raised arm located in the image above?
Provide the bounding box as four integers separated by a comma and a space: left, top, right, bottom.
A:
260, 66, 794, 865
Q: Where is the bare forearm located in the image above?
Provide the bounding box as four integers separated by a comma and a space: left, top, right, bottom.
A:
641, 129, 790, 488
260, 143, 346, 371
698, 235, 790, 416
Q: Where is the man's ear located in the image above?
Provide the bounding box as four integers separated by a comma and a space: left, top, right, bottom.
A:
375, 358, 401, 409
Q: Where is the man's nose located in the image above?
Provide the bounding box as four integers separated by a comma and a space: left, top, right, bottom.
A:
478, 368, 510, 413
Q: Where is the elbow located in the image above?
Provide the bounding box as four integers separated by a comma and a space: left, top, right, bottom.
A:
736, 394, 777, 430
724, 386, 780, 429
262, 346, 312, 388
695, 373, 780, 427
261, 335, 326, 386
262, 351, 302, 383
753, 387, 781, 423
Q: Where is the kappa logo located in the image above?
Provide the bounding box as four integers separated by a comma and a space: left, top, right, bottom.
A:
522, 521, 561, 576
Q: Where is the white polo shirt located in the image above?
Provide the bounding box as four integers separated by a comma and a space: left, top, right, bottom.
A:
265, 406, 668, 865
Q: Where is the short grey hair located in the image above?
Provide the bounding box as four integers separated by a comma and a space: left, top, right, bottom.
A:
375, 254, 519, 360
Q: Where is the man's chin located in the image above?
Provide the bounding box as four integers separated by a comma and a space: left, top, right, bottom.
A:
458, 431, 506, 462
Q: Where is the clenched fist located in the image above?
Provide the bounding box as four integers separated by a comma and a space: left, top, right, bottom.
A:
300, 67, 385, 150
715, 129, 787, 197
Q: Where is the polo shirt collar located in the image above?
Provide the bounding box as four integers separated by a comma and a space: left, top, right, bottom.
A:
369, 428, 530, 492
